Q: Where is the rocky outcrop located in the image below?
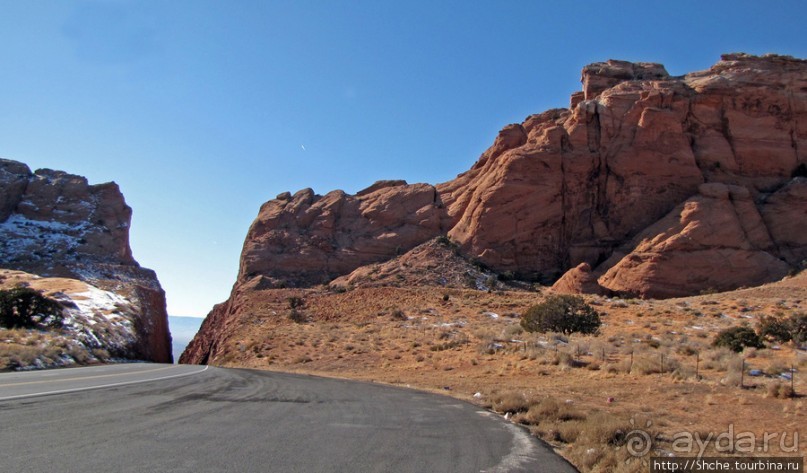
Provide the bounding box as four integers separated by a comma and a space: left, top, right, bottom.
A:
239, 182, 447, 287
183, 53, 807, 364
232, 53, 806, 294
329, 237, 503, 291
445, 53, 806, 282
760, 177, 807, 267
0, 159, 172, 363
551, 263, 607, 295
597, 183, 791, 298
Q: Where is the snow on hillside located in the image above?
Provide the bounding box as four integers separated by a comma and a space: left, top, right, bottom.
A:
0, 271, 142, 370
0, 214, 91, 263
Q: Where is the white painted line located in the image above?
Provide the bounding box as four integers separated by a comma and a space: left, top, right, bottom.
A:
0, 366, 209, 401
0, 365, 177, 387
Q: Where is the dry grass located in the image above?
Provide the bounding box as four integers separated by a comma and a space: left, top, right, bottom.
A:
0, 327, 110, 370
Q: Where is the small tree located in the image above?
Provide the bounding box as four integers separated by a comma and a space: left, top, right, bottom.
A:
0, 287, 64, 329
787, 313, 807, 345
287, 296, 306, 323
757, 313, 807, 345
758, 315, 792, 342
520, 295, 601, 335
713, 326, 764, 352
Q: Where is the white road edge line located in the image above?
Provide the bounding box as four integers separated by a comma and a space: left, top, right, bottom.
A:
0, 365, 210, 401
476, 410, 540, 472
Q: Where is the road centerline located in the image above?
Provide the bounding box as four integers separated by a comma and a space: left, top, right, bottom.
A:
0, 365, 209, 401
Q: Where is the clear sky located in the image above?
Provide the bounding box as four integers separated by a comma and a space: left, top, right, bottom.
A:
1, 1, 805, 317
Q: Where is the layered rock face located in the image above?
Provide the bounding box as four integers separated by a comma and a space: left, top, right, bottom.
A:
234, 53, 806, 296
239, 182, 447, 287
0, 159, 172, 363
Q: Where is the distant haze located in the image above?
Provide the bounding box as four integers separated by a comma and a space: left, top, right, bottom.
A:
169, 316, 204, 363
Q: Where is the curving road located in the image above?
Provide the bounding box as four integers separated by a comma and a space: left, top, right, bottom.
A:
0, 364, 576, 472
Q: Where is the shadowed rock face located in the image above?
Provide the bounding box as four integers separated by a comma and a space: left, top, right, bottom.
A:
0, 159, 172, 363
235, 53, 807, 294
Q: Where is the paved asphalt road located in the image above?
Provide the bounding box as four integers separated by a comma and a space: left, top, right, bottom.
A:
0, 364, 577, 472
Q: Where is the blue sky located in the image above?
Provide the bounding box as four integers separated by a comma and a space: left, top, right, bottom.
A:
1, 1, 805, 317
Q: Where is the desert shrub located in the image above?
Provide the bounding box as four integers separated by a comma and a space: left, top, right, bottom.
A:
713, 326, 764, 352
502, 324, 523, 339
0, 287, 64, 329
484, 275, 498, 289
787, 313, 807, 344
767, 382, 795, 399
490, 391, 539, 414
701, 347, 739, 371
576, 412, 633, 446
429, 333, 468, 351
758, 315, 792, 342
436, 235, 451, 246
287, 296, 304, 309
287, 297, 307, 323
520, 295, 601, 335
521, 397, 585, 424
631, 352, 680, 375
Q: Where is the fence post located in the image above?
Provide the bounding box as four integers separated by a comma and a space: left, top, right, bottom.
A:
792, 364, 796, 397
695, 352, 700, 381
740, 359, 745, 388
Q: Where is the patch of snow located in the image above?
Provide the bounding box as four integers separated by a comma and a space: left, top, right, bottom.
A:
435, 321, 467, 328
70, 286, 129, 319
41, 282, 140, 358
0, 214, 91, 262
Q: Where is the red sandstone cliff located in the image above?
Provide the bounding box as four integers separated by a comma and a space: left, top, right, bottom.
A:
0, 159, 172, 364
182, 53, 807, 364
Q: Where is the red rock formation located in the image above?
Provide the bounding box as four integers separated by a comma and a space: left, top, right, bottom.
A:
446, 54, 805, 281
597, 183, 791, 298
239, 182, 446, 287
760, 178, 807, 267
183, 53, 807, 364
0, 159, 172, 363
233, 53, 806, 291
551, 263, 607, 295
